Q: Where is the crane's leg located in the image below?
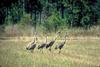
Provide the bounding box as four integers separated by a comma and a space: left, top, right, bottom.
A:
31, 49, 35, 53
49, 47, 51, 51
38, 48, 40, 51
30, 50, 33, 53
42, 49, 43, 53
59, 49, 61, 53
38, 49, 41, 52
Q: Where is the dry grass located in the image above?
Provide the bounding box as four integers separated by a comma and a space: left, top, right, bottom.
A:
0, 37, 100, 67
1, 25, 100, 37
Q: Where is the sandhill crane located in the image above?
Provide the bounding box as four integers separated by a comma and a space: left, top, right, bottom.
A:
38, 34, 47, 51
55, 33, 67, 53
46, 32, 60, 51
26, 32, 37, 52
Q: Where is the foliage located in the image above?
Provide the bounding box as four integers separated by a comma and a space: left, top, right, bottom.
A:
5, 2, 24, 25
43, 11, 64, 31
0, 0, 99, 31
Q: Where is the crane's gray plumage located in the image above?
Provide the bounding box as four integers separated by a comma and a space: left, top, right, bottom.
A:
55, 41, 65, 50
26, 41, 36, 50
26, 32, 37, 52
55, 33, 67, 53
38, 34, 47, 50
38, 43, 46, 49
46, 40, 55, 49
46, 31, 60, 51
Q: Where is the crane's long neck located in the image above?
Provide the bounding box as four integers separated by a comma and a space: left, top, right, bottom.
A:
53, 32, 60, 41
64, 35, 67, 44
34, 35, 38, 43
32, 35, 35, 43
45, 35, 47, 43
54, 34, 59, 40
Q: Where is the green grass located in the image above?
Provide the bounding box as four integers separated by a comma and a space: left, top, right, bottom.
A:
0, 39, 100, 67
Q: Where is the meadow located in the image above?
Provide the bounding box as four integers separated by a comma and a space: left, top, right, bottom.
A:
0, 0, 100, 67
0, 37, 100, 67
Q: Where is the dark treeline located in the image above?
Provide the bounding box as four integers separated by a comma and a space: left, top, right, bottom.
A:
0, 0, 100, 31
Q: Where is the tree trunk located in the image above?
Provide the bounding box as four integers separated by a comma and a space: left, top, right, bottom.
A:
40, 11, 42, 24
34, 9, 37, 31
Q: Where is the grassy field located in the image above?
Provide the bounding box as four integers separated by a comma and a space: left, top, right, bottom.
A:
0, 37, 100, 67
